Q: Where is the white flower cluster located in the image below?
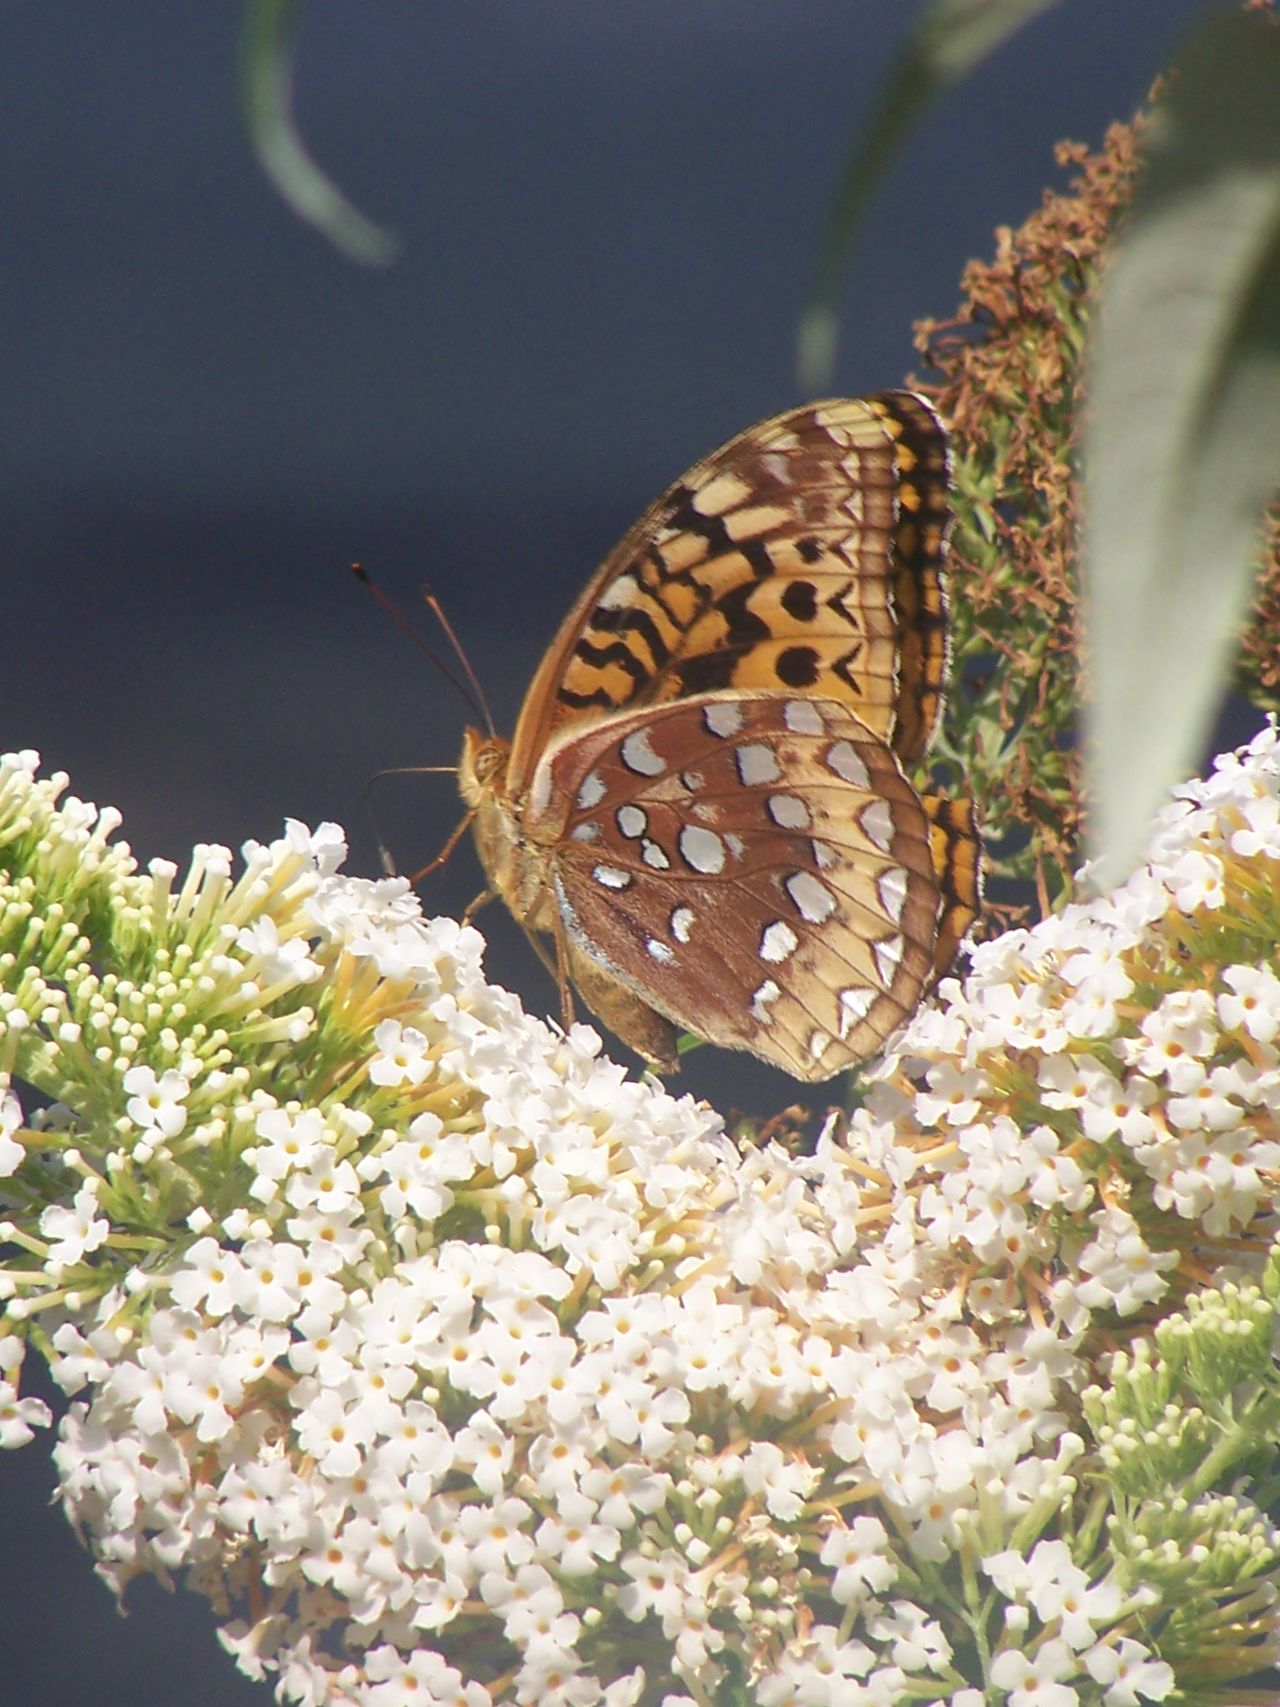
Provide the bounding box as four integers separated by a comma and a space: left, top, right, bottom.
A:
1, 726, 1279, 1706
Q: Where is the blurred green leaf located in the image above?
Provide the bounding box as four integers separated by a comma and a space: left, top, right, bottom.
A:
798, 0, 1062, 389
1082, 12, 1280, 886
240, 0, 399, 266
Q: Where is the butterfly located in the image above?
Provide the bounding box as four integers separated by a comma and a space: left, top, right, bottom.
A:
457, 393, 981, 1082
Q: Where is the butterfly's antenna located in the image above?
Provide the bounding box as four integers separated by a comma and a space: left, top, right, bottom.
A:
351, 563, 492, 732
418, 582, 497, 739
363, 764, 458, 877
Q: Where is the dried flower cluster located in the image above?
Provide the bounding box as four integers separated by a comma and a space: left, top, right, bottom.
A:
1, 726, 1279, 1705
914, 47, 1280, 904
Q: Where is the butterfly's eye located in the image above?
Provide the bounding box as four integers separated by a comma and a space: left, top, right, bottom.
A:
468, 739, 510, 787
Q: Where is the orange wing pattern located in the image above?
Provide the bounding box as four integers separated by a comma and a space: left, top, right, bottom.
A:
508, 393, 951, 793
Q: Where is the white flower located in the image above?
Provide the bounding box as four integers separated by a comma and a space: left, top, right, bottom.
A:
0, 1085, 24, 1177
39, 1180, 109, 1272
820, 1516, 897, 1605
235, 915, 321, 984
740, 1438, 821, 1521
990, 1639, 1079, 1707
1227, 792, 1280, 859
1084, 1637, 1175, 1705
244, 1106, 331, 1187
368, 1019, 433, 1088
1123, 991, 1219, 1091
1073, 1207, 1179, 1315
1022, 1539, 1122, 1649
123, 1064, 190, 1138
1218, 963, 1280, 1044
1163, 849, 1225, 912
0, 1379, 51, 1447
168, 1236, 252, 1317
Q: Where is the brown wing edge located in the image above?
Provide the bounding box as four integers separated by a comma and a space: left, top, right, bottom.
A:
867, 391, 953, 767
920, 793, 983, 980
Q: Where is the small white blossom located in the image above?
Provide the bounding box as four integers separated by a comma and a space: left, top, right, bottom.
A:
123, 1064, 190, 1138
0, 1086, 24, 1177
39, 1180, 109, 1272
990, 1639, 1079, 1707
1084, 1638, 1175, 1705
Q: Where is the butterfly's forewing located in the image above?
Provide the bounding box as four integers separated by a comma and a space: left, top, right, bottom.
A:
507, 394, 951, 798
523, 691, 952, 1081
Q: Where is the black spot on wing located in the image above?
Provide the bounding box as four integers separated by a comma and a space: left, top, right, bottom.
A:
781, 579, 818, 622
776, 645, 820, 688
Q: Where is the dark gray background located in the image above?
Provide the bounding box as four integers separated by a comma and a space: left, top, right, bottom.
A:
2, 4, 1223, 1701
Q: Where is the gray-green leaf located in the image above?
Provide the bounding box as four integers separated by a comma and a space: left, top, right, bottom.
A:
240, 0, 399, 266
798, 0, 1062, 389
1082, 11, 1280, 886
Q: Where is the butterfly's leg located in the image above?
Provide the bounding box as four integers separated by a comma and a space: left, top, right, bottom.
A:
461, 889, 494, 925
550, 921, 578, 1032
408, 807, 478, 886
511, 923, 578, 1028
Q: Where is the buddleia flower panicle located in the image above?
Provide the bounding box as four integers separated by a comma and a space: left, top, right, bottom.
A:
2, 729, 1280, 1706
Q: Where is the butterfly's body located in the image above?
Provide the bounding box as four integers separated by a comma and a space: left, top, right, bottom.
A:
458, 732, 544, 927
457, 394, 981, 1082
459, 726, 687, 1069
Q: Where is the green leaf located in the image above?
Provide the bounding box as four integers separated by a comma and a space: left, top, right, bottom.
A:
797, 0, 1062, 389
239, 0, 400, 266
1082, 12, 1280, 886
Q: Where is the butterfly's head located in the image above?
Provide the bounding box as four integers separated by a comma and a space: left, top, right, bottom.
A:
457, 726, 512, 809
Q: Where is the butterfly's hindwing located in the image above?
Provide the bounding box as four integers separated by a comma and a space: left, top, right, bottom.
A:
524, 693, 944, 1080
920, 792, 983, 980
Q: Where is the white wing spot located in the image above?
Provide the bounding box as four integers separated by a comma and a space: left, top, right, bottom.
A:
703, 701, 745, 738
693, 471, 753, 516
751, 979, 782, 1021
877, 866, 909, 924
647, 938, 676, 964
670, 906, 694, 943
570, 822, 601, 843
783, 700, 826, 735
577, 771, 607, 811
592, 865, 632, 891
785, 871, 837, 923
724, 832, 746, 861
808, 1029, 833, 1063
827, 740, 871, 787
838, 986, 876, 1038
620, 727, 665, 777
735, 743, 781, 787
767, 794, 811, 830
617, 805, 647, 838
641, 839, 671, 870
726, 503, 790, 541
596, 573, 639, 610
760, 920, 799, 963
681, 769, 705, 793
874, 934, 905, 987
678, 825, 727, 874
861, 800, 895, 853
811, 839, 836, 871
